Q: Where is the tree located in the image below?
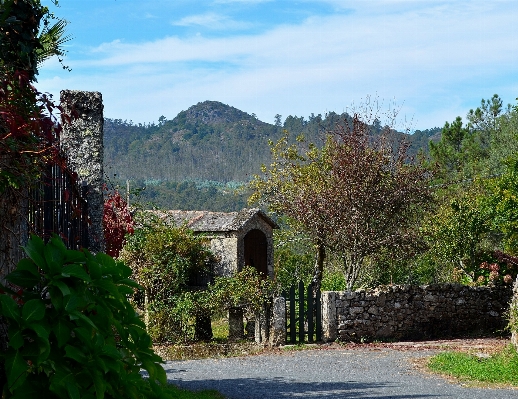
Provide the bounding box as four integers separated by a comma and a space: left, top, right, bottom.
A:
119, 213, 216, 342
274, 114, 282, 127
0, 1, 70, 389
250, 114, 433, 291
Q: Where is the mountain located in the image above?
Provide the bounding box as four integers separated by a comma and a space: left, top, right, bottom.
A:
103, 100, 441, 211
104, 101, 281, 184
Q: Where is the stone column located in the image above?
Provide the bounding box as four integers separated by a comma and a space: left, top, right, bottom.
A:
228, 307, 244, 341
511, 277, 518, 350
321, 292, 337, 342
269, 297, 286, 346
60, 90, 104, 253
255, 303, 270, 344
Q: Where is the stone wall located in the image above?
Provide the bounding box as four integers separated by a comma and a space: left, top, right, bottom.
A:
322, 284, 513, 342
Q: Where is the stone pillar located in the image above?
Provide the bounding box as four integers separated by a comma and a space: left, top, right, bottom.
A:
255, 304, 270, 344
511, 277, 518, 350
322, 292, 337, 342
228, 308, 244, 341
60, 90, 104, 253
269, 297, 286, 346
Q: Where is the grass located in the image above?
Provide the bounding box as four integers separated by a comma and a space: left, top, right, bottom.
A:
427, 345, 518, 387
163, 384, 226, 399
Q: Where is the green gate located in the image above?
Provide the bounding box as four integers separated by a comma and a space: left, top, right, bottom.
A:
283, 281, 322, 344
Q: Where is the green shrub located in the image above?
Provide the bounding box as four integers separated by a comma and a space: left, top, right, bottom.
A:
0, 235, 171, 399
120, 215, 216, 343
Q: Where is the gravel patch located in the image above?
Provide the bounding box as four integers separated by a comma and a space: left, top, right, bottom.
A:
164, 345, 516, 399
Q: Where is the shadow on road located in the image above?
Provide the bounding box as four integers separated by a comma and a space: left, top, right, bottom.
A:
168, 375, 439, 399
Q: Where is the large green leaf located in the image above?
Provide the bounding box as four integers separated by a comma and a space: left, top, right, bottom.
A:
95, 252, 117, 272
52, 319, 71, 347
8, 379, 41, 399
65, 248, 86, 264
64, 345, 87, 364
91, 369, 106, 399
5, 350, 28, 391
44, 240, 65, 272
73, 327, 95, 349
93, 279, 119, 298
0, 294, 20, 321
15, 258, 39, 276
62, 264, 91, 282
86, 258, 102, 280
30, 322, 50, 340
64, 294, 87, 313
22, 235, 47, 270
8, 325, 23, 350
70, 311, 98, 331
6, 269, 40, 289
51, 279, 71, 296
36, 336, 51, 364
50, 368, 76, 397
21, 299, 46, 322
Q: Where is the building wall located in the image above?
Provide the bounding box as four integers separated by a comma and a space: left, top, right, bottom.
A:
322, 284, 513, 342
209, 232, 238, 277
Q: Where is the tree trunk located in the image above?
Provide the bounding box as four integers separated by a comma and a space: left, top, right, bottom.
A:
311, 242, 326, 293
0, 186, 28, 390
0, 187, 28, 282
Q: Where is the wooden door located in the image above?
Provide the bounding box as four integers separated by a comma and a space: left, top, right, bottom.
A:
243, 229, 268, 277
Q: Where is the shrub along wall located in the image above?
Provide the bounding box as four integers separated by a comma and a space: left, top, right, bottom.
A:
322, 284, 513, 342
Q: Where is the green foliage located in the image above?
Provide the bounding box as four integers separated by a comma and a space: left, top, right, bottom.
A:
484, 157, 518, 255
251, 115, 433, 291
428, 346, 518, 386
0, 235, 172, 399
205, 266, 276, 319
122, 214, 276, 343
120, 214, 216, 343
272, 225, 314, 290
122, 179, 250, 212
420, 189, 492, 283
103, 101, 432, 207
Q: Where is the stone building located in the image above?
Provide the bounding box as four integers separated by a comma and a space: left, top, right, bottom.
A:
153, 208, 278, 280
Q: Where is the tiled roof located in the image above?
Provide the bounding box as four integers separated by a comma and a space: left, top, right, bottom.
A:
149, 208, 278, 232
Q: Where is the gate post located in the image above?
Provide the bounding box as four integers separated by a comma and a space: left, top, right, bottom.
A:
322, 291, 337, 342
228, 307, 244, 341
269, 297, 286, 346
254, 302, 270, 344
60, 90, 105, 253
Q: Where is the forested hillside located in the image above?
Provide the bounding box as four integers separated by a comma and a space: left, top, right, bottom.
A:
104, 100, 440, 210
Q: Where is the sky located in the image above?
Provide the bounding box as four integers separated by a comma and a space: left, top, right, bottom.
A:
37, 0, 518, 131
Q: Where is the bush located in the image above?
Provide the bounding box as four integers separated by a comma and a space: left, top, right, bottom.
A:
119, 215, 216, 343
0, 235, 171, 399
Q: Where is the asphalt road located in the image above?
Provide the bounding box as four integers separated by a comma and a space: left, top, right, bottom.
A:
164, 348, 516, 399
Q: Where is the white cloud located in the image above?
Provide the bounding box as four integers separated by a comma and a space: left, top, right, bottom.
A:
37, 1, 518, 129
172, 12, 253, 30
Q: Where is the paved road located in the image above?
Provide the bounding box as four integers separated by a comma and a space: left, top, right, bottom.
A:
164, 348, 515, 398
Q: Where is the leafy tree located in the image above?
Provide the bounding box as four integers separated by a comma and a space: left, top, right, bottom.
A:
421, 188, 492, 283
250, 114, 433, 291
484, 157, 518, 256
119, 214, 216, 342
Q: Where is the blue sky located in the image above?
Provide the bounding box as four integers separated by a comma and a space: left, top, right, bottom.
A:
38, 0, 518, 130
